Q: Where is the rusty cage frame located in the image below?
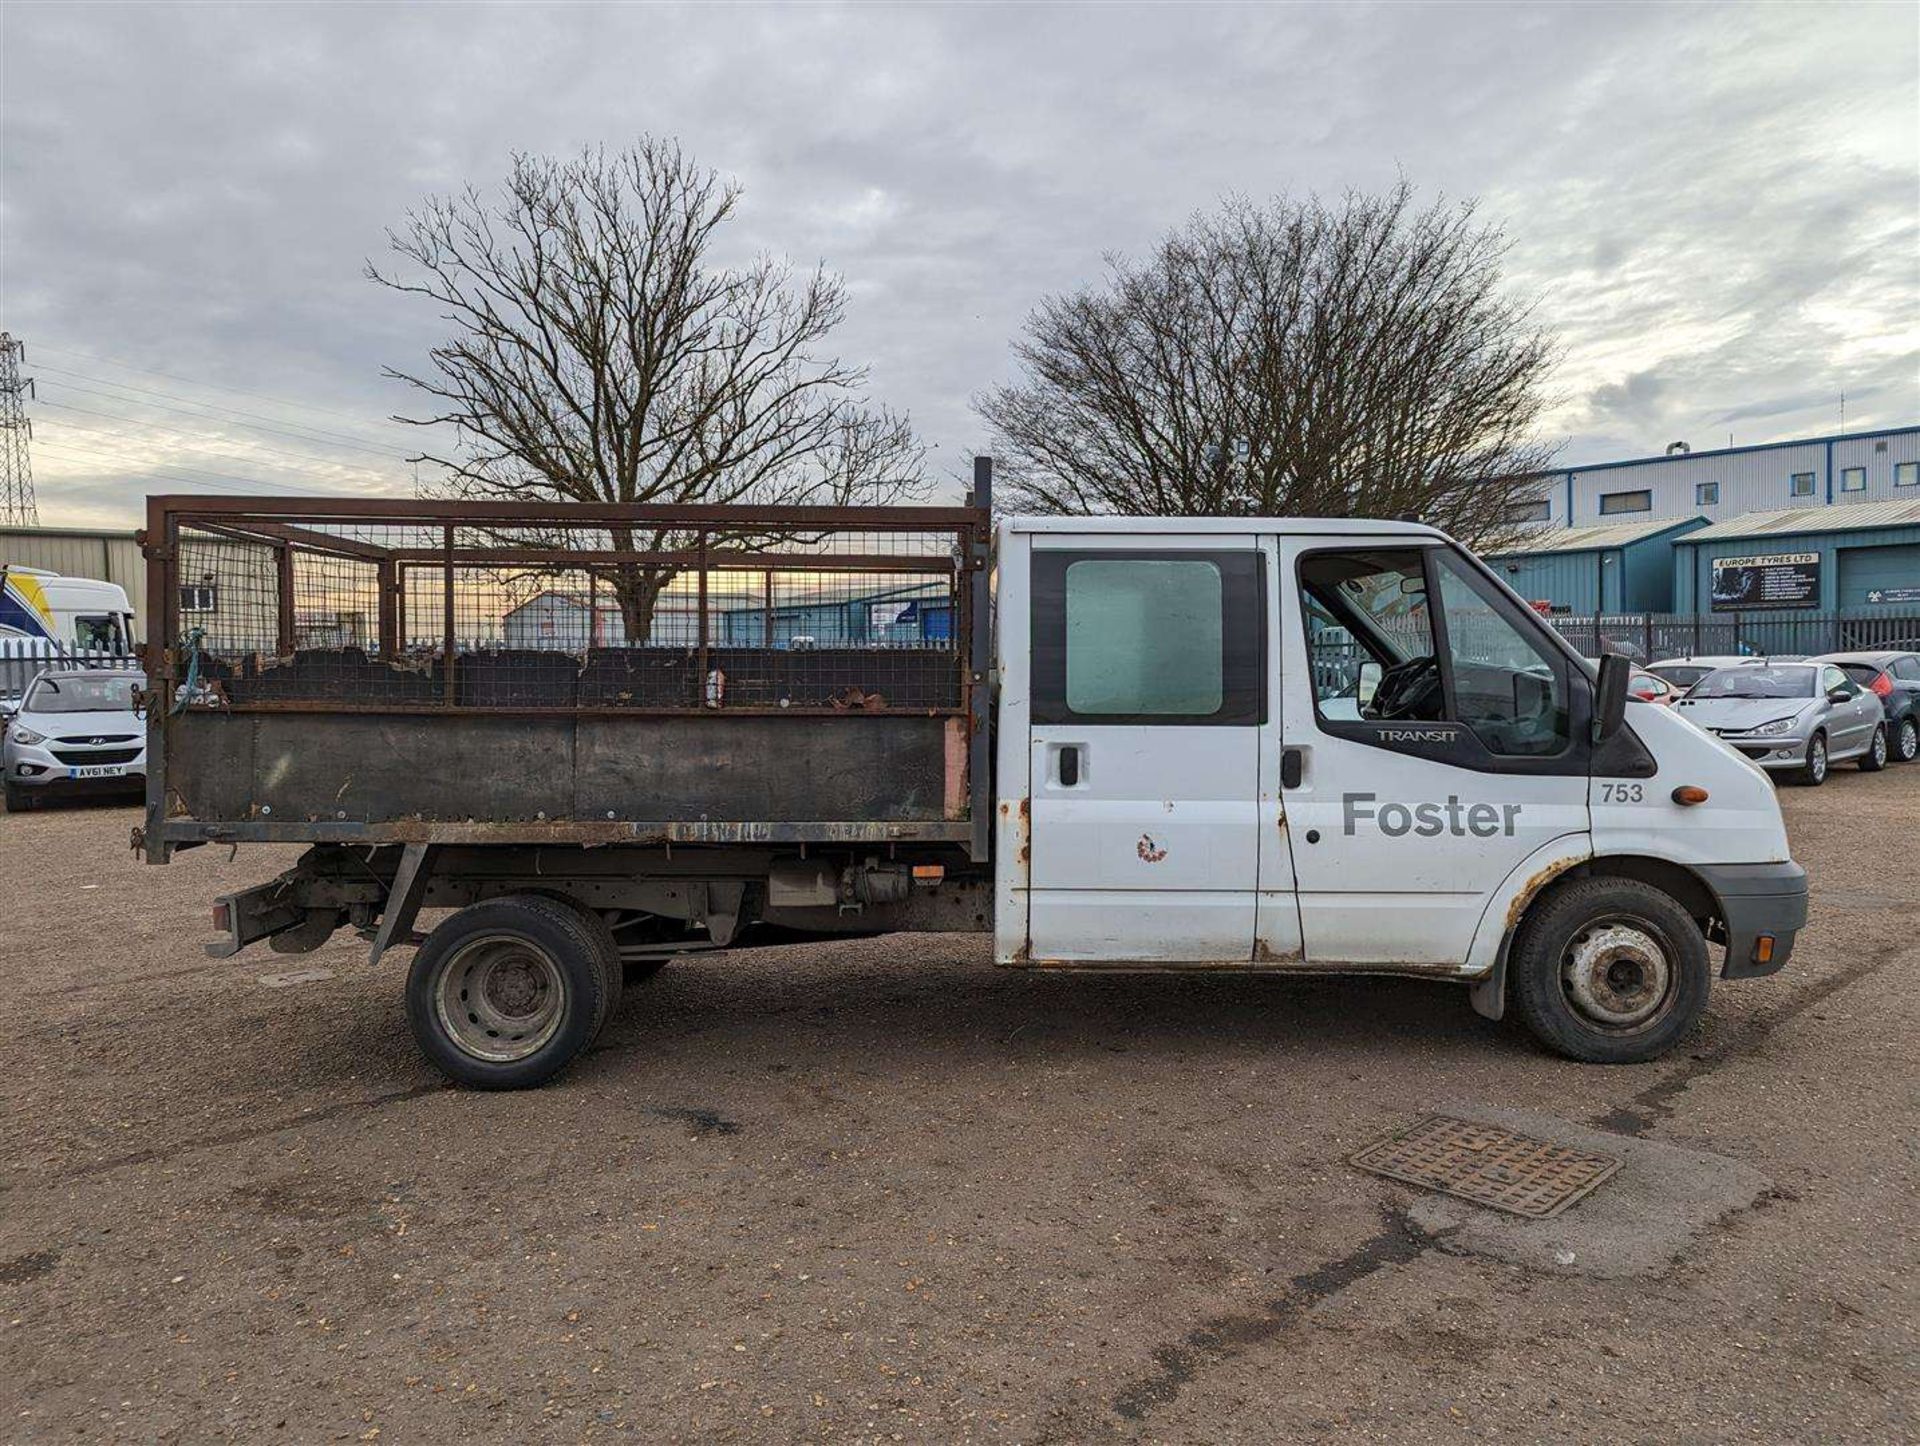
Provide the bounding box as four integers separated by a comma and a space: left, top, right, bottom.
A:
139, 488, 995, 863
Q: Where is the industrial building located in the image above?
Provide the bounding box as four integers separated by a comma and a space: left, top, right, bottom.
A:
1672, 499, 1920, 615
0, 525, 144, 616
1512, 424, 1919, 529
1486, 516, 1707, 615
1493, 425, 1920, 618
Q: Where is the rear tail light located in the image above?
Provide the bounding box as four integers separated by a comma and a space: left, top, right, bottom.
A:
1871, 671, 1893, 698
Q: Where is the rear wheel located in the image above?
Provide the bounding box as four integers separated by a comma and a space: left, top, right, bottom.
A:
1892, 715, 1918, 763
405, 895, 608, 1089
1509, 878, 1710, 1064
1792, 731, 1828, 786
1858, 724, 1888, 772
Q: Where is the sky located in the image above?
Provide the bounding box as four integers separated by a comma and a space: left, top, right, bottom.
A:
2, 0, 1916, 528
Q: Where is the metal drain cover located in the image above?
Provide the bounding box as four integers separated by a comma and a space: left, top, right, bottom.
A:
1351, 1114, 1621, 1219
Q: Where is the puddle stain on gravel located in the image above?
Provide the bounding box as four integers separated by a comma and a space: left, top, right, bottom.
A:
0, 1249, 61, 1285
644, 1106, 741, 1137
1111, 1214, 1428, 1421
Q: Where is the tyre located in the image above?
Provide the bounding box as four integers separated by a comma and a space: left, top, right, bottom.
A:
1893, 715, 1919, 764
514, 890, 624, 1038
1791, 731, 1827, 786
1508, 877, 1711, 1064
1858, 724, 1888, 773
3, 782, 35, 812
405, 895, 609, 1089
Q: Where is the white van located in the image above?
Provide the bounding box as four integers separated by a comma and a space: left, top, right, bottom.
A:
0, 566, 139, 652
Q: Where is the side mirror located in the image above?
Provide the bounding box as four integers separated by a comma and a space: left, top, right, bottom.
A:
1356, 660, 1382, 705
1594, 653, 1631, 742
1827, 685, 1852, 703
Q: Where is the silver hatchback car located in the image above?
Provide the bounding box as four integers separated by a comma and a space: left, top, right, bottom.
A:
2, 668, 147, 811
1673, 662, 1886, 785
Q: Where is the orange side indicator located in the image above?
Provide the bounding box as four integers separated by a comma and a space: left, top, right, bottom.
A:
1671, 785, 1710, 806
1753, 935, 1776, 965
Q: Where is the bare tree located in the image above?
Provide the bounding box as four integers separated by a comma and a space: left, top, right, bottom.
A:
976, 183, 1559, 548
370, 139, 924, 640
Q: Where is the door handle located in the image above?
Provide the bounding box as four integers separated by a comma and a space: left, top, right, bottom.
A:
1058, 744, 1082, 787
1281, 747, 1304, 790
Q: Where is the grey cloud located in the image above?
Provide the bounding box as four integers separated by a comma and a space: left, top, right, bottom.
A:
1, 0, 1914, 527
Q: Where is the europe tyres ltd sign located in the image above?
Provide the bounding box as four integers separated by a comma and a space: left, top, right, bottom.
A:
1710, 552, 1821, 611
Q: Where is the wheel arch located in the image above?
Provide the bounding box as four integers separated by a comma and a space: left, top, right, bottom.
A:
1468, 851, 1723, 1022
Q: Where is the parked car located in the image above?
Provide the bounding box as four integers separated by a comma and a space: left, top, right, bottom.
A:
1584, 659, 1679, 706
1811, 650, 1920, 764
2, 668, 147, 811
1645, 654, 1769, 691
1672, 662, 1886, 785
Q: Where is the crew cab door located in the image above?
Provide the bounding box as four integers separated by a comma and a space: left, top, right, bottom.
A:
1025, 535, 1267, 962
1276, 538, 1592, 966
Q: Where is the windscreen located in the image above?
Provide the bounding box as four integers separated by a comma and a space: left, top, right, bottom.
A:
1688, 666, 1815, 700
22, 674, 141, 714
1652, 665, 1713, 689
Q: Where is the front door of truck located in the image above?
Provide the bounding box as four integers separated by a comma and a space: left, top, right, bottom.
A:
1026, 536, 1266, 962
1277, 539, 1592, 966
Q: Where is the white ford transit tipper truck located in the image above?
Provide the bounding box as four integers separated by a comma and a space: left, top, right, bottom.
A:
137, 469, 1807, 1088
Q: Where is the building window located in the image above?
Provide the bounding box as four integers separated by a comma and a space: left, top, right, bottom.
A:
1790, 472, 1816, 498
1598, 489, 1651, 515
1896, 462, 1918, 488
1841, 467, 1867, 493
1695, 482, 1719, 506
179, 583, 218, 613
1504, 498, 1551, 524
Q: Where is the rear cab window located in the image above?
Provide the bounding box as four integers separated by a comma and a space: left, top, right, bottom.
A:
1031, 551, 1264, 725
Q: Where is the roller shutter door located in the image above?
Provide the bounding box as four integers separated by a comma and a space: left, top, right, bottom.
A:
1839, 543, 1920, 607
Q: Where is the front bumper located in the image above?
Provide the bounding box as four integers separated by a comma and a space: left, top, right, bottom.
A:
1714, 733, 1815, 769
6, 745, 147, 793
1698, 861, 1809, 979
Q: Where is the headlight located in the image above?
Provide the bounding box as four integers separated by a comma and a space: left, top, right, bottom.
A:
7, 726, 47, 746
1744, 716, 1799, 737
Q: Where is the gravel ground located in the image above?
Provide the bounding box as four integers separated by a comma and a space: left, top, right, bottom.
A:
1, 769, 1915, 1443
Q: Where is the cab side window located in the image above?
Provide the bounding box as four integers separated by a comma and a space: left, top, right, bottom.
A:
1299, 551, 1439, 722
1430, 553, 1570, 756
1821, 665, 1852, 697
74, 614, 124, 651
1298, 546, 1573, 762
1032, 551, 1264, 725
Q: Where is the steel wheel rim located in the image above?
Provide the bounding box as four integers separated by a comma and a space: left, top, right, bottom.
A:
432, 933, 567, 1063
1560, 917, 1676, 1032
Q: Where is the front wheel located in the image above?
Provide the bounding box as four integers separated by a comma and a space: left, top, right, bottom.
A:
405, 895, 610, 1089
1858, 724, 1889, 772
1791, 731, 1828, 786
1508, 878, 1710, 1064
2, 782, 35, 812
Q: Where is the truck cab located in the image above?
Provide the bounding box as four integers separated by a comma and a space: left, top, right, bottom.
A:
1, 566, 139, 652
993, 516, 1805, 1061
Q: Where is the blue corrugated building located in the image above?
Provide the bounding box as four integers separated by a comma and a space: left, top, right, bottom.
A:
1672, 499, 1920, 615
1485, 516, 1707, 614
